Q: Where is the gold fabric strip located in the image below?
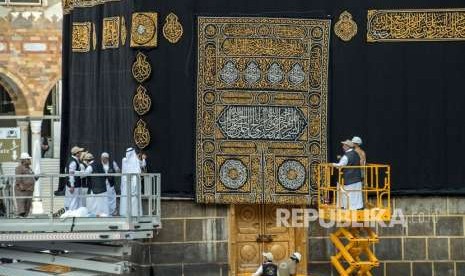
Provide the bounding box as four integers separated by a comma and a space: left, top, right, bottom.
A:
368, 9, 465, 42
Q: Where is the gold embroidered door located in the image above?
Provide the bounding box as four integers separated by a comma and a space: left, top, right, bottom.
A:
195, 17, 331, 205
230, 205, 307, 276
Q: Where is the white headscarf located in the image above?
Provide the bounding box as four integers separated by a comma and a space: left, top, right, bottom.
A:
122, 148, 141, 174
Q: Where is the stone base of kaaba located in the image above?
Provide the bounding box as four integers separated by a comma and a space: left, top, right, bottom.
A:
129, 196, 465, 276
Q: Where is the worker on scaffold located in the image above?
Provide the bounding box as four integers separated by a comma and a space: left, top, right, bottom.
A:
333, 140, 363, 210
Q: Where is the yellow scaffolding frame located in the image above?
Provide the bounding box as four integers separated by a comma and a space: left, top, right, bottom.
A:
317, 163, 391, 276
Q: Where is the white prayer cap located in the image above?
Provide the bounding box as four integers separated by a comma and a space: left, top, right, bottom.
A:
101, 152, 110, 158
291, 252, 302, 262
341, 140, 355, 148
71, 146, 84, 154
351, 136, 363, 145
20, 152, 32, 160
262, 252, 274, 261
83, 153, 94, 160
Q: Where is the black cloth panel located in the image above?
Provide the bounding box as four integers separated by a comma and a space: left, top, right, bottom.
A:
61, 0, 465, 196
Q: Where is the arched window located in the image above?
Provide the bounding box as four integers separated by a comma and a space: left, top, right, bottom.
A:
0, 84, 15, 115
41, 85, 59, 158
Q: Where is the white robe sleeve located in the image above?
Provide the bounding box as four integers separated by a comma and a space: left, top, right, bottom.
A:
333, 155, 348, 167
68, 161, 77, 187
252, 265, 263, 276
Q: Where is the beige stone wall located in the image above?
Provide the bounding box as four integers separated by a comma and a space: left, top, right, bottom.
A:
0, 4, 62, 115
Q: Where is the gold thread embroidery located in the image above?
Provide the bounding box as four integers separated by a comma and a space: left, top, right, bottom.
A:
203, 44, 216, 87
133, 85, 152, 115
62, 0, 72, 13
130, 12, 158, 48
367, 9, 465, 42
223, 24, 255, 37
102, 16, 120, 49
221, 38, 306, 57
310, 45, 322, 88
163, 12, 183, 44
274, 25, 306, 38
64, 0, 121, 15
132, 52, 152, 83
72, 22, 91, 52
334, 11, 358, 42
121, 16, 127, 46
134, 119, 150, 149
196, 17, 330, 204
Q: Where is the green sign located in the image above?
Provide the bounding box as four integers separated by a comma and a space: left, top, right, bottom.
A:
0, 127, 21, 162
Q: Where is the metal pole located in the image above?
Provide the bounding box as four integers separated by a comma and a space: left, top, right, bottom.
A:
127, 173, 132, 222
156, 174, 161, 217
50, 175, 54, 219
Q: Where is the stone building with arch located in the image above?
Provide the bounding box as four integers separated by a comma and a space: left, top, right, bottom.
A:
0, 1, 62, 159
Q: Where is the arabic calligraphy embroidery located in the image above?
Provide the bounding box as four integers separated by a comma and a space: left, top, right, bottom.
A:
368, 9, 465, 41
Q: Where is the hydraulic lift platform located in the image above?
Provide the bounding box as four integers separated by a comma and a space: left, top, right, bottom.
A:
0, 173, 161, 276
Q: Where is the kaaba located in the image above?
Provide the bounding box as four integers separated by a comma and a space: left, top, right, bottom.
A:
55, 0, 465, 275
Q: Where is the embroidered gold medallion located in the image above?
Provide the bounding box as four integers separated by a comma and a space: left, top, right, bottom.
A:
132, 52, 152, 83
72, 22, 91, 52
134, 119, 151, 149
133, 85, 152, 115
121, 16, 127, 46
334, 11, 358, 42
163, 12, 183, 44
102, 16, 120, 49
130, 12, 158, 48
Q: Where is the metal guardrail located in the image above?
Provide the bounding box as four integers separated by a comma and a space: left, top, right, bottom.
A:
0, 173, 161, 224
0, 116, 61, 120
317, 163, 391, 222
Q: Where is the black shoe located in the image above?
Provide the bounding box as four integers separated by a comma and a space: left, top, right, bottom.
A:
54, 190, 65, 196
53, 208, 66, 218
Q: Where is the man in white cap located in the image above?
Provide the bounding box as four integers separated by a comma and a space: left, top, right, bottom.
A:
351, 136, 366, 166
333, 140, 364, 210
65, 146, 84, 210
252, 252, 278, 276
120, 148, 142, 217
278, 252, 302, 276
76, 153, 110, 216
100, 152, 120, 215
80, 152, 97, 207
14, 153, 35, 217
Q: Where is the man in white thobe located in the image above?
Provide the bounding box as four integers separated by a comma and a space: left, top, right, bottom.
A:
65, 146, 84, 210
120, 148, 142, 217
101, 152, 120, 215
333, 140, 364, 210
76, 153, 110, 216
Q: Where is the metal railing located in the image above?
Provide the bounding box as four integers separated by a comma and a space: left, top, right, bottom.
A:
0, 172, 161, 224
317, 163, 391, 221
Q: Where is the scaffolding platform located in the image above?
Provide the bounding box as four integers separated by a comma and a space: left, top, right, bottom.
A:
0, 173, 161, 275
318, 205, 391, 223
0, 216, 159, 242
0, 242, 133, 275
317, 163, 391, 276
